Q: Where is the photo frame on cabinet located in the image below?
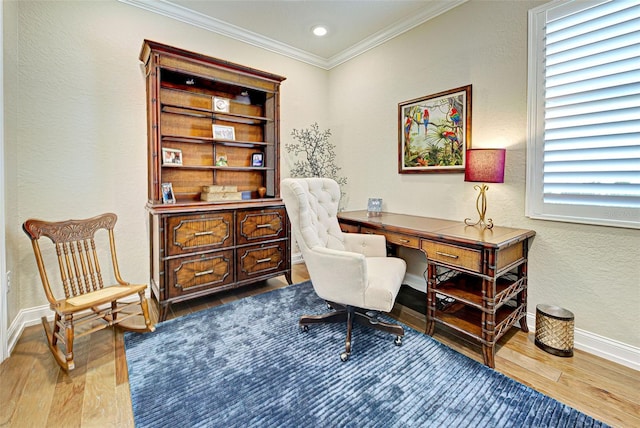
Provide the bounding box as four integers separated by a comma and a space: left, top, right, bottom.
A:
161, 182, 175, 204
213, 96, 230, 113
161, 148, 183, 166
251, 152, 264, 167
212, 124, 236, 141
398, 85, 471, 174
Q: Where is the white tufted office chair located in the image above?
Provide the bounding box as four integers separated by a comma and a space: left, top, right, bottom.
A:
281, 177, 406, 361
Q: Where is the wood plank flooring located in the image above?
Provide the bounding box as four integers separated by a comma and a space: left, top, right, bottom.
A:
1, 263, 638, 427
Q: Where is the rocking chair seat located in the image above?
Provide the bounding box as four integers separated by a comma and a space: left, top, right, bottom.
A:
64, 284, 148, 310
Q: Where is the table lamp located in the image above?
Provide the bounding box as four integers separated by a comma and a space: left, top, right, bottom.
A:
464, 148, 506, 229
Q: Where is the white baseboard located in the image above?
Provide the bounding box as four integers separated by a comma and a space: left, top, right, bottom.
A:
10, 267, 638, 373
7, 304, 50, 355
405, 271, 639, 371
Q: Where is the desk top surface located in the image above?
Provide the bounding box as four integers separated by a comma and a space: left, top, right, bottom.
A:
337, 211, 535, 248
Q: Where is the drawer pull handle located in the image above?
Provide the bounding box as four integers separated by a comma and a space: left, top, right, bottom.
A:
436, 251, 459, 259
194, 231, 214, 237
399, 239, 410, 243
256, 257, 272, 263
256, 224, 272, 229
195, 269, 214, 277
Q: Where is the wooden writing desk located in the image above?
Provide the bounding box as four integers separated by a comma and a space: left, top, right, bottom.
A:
337, 210, 535, 368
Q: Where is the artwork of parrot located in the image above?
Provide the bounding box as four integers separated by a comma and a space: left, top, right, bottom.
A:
449, 107, 461, 126
443, 131, 458, 144
422, 108, 430, 133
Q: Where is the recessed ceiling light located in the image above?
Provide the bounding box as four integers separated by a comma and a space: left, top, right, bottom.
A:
312, 25, 328, 37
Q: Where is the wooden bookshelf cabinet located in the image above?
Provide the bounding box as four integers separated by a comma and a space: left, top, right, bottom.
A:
140, 40, 291, 320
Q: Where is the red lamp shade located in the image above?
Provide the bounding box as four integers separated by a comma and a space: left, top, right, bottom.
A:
465, 149, 506, 183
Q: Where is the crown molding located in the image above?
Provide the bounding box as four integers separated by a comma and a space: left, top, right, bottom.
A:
119, 0, 467, 70
326, 0, 467, 68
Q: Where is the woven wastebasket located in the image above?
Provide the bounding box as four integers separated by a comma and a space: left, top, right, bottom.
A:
535, 304, 574, 357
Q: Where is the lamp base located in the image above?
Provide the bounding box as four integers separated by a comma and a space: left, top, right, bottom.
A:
464, 183, 494, 229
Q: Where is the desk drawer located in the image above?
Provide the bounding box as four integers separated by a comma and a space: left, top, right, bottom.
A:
237, 241, 287, 281
361, 227, 420, 249
166, 212, 233, 256
167, 250, 233, 298
236, 208, 286, 245
421, 240, 482, 273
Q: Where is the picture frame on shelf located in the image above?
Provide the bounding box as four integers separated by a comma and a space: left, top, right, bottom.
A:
212, 124, 235, 141
251, 152, 264, 167
161, 182, 176, 204
161, 148, 183, 166
398, 85, 471, 174
213, 96, 230, 113
215, 154, 228, 167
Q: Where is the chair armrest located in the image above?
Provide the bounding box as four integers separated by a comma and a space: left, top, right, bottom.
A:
342, 232, 387, 257
303, 246, 368, 308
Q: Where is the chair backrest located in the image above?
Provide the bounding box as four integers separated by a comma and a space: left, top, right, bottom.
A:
23, 213, 125, 305
281, 178, 345, 255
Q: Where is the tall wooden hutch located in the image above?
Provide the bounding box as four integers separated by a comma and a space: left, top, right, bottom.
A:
140, 40, 291, 320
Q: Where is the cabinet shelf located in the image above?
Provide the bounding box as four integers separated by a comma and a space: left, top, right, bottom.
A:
161, 135, 270, 148
161, 164, 272, 172
162, 104, 271, 124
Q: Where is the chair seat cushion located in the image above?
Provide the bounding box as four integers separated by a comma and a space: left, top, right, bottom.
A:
364, 257, 406, 312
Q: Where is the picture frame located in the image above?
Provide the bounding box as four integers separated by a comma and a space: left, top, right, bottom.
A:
367, 198, 383, 217
251, 152, 264, 167
161, 148, 183, 166
213, 96, 230, 113
212, 124, 236, 141
161, 182, 175, 204
215, 154, 228, 167
398, 85, 471, 174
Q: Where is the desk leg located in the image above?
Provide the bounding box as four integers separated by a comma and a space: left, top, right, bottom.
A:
482, 344, 496, 368
425, 262, 436, 335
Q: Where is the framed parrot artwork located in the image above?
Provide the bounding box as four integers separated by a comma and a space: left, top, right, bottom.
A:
398, 85, 471, 173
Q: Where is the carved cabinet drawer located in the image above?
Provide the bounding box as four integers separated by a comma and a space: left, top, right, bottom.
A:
237, 241, 287, 281
361, 227, 420, 249
166, 250, 234, 298
421, 240, 482, 273
166, 212, 233, 256
236, 208, 286, 245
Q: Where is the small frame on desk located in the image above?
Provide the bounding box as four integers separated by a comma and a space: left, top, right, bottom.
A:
251, 152, 264, 167
212, 124, 235, 141
161, 182, 175, 204
367, 198, 383, 217
161, 148, 182, 166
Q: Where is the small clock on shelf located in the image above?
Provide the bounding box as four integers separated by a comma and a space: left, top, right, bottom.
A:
213, 96, 230, 113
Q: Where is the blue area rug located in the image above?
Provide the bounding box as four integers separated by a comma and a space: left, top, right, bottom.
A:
125, 281, 607, 427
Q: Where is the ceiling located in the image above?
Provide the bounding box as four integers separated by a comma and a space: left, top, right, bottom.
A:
121, 0, 467, 69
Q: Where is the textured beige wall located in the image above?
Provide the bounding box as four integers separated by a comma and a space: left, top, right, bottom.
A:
5, 0, 639, 351
5, 0, 328, 321
328, 0, 640, 347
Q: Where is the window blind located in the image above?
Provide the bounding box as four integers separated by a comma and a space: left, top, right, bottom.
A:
543, 0, 640, 210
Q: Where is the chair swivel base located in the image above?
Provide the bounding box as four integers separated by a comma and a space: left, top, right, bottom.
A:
299, 302, 404, 362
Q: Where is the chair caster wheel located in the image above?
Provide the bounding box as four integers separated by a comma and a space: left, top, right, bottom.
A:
394, 336, 403, 346
340, 352, 349, 362
300, 325, 309, 332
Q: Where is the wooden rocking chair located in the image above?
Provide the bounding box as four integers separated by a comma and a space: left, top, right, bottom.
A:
23, 213, 155, 371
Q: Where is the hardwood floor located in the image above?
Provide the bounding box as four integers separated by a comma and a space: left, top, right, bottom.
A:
1, 263, 638, 427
